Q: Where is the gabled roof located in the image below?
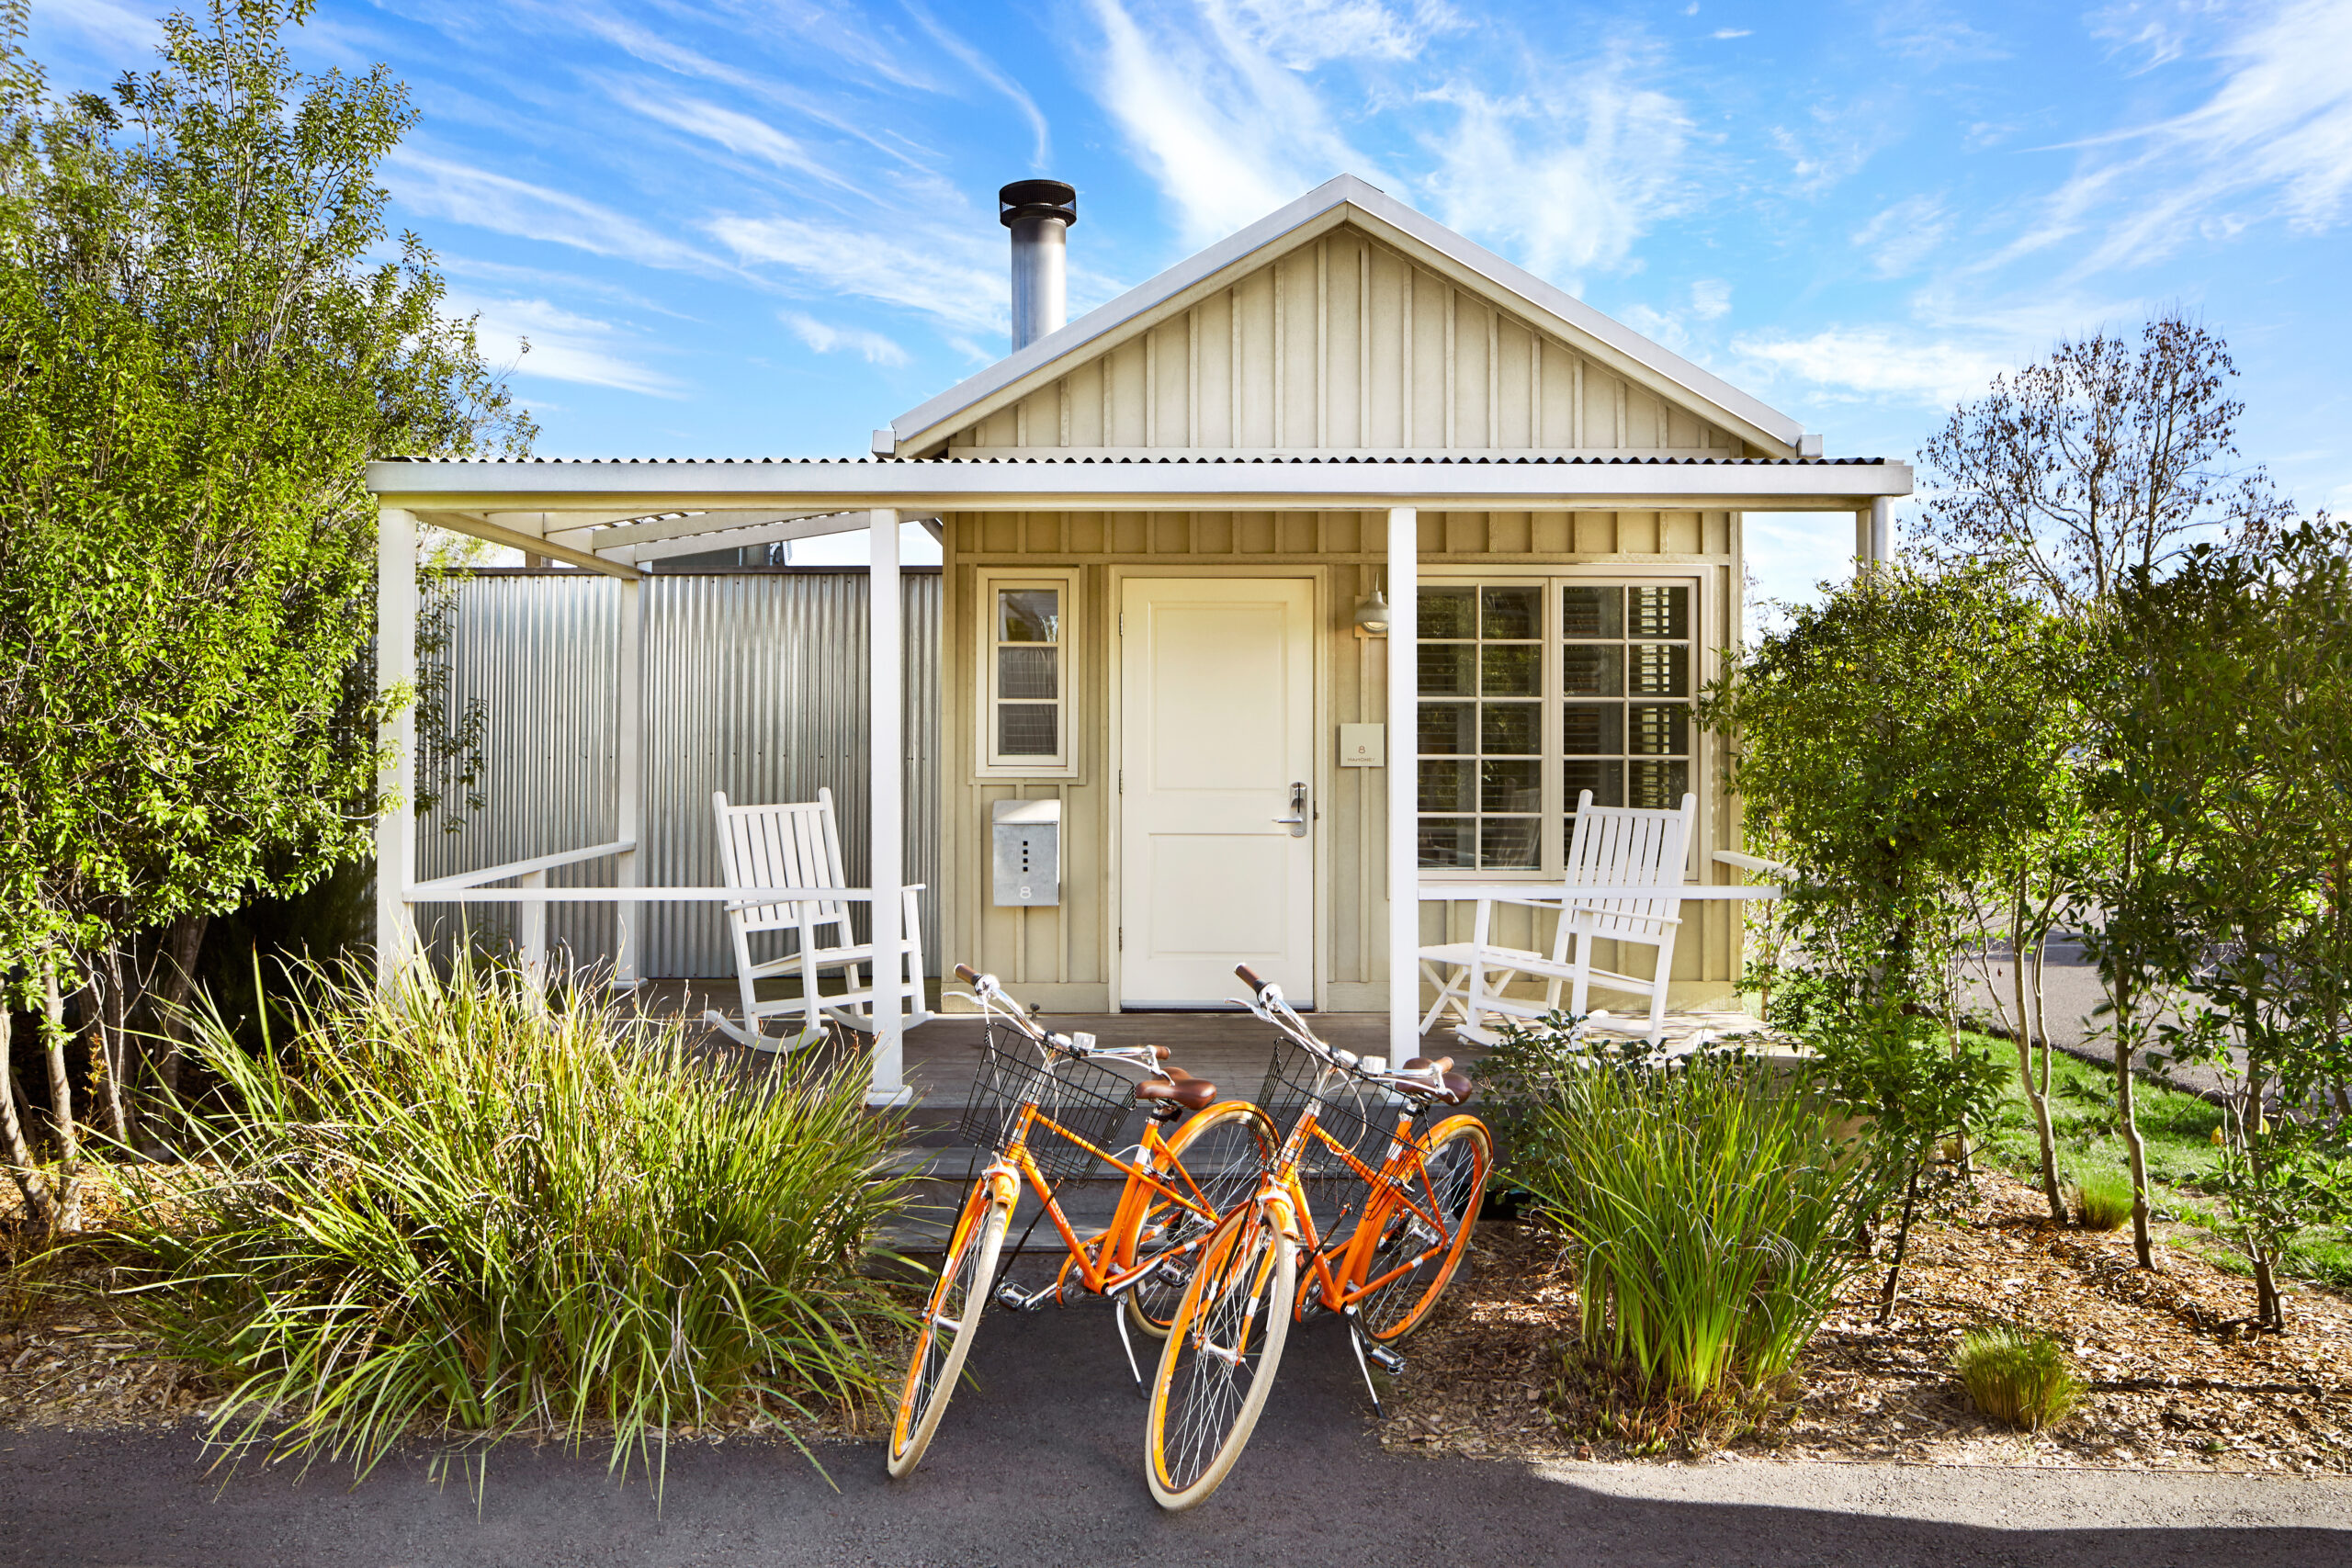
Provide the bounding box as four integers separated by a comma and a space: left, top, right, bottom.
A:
888, 174, 1806, 458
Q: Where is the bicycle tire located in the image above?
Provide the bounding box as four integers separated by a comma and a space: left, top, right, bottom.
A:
1124, 1100, 1279, 1338
886, 1180, 1012, 1478
1348, 1114, 1491, 1344
1144, 1201, 1297, 1510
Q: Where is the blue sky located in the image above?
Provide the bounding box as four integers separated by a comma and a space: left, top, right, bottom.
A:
33, 0, 2352, 594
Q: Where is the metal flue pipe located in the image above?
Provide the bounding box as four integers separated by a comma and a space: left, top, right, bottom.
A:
1000, 179, 1076, 352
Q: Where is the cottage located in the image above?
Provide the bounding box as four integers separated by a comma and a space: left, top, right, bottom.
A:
367, 174, 1907, 1102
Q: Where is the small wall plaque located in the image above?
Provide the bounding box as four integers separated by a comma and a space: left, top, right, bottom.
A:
1338, 723, 1385, 768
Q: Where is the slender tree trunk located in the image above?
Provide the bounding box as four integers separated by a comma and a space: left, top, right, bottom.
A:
2112, 974, 2155, 1266
152, 911, 208, 1103
0, 1007, 57, 1239
2013, 909, 2064, 1224
40, 964, 83, 1233
1877, 1159, 1924, 1326
2253, 1254, 2284, 1333
96, 945, 132, 1148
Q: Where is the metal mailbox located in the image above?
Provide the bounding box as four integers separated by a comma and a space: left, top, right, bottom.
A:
991, 798, 1061, 907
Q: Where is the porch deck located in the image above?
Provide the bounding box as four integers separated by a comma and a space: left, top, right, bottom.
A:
630, 980, 1765, 1254
630, 978, 1764, 1118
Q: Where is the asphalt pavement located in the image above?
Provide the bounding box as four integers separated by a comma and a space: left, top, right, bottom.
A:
6, 1293, 2348, 1568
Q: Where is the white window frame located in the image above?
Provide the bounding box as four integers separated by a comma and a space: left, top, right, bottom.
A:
1417, 566, 1708, 882
976, 568, 1080, 780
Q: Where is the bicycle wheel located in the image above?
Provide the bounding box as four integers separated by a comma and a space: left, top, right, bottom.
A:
887, 1180, 1012, 1478
1350, 1114, 1491, 1344
1144, 1202, 1297, 1511
1124, 1100, 1277, 1338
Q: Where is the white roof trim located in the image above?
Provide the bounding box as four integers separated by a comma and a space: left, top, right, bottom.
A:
889, 174, 1804, 455
371, 459, 1908, 543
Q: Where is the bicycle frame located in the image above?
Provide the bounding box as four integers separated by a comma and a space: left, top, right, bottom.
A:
980, 1097, 1229, 1302
956, 981, 1238, 1305
1227, 984, 1469, 1320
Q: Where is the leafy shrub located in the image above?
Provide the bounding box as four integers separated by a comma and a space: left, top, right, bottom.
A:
115, 957, 910, 1485
2073, 1169, 2135, 1231
1507, 1021, 1894, 1411
1954, 1324, 2081, 1430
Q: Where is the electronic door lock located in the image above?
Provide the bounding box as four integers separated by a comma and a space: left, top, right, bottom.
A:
1272, 782, 1309, 838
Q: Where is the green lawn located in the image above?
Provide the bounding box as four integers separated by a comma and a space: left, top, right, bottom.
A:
1963, 1032, 2352, 1291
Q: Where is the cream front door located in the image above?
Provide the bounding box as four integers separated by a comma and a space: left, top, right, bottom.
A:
1119, 578, 1316, 1007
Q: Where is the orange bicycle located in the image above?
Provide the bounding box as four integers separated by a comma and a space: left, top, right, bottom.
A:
1144, 964, 1491, 1509
888, 964, 1276, 1478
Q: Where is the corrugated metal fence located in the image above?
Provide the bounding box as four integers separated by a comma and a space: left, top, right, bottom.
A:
418, 569, 941, 977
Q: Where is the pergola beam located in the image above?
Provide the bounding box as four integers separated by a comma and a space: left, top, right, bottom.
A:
551, 510, 858, 551
610, 512, 875, 564
416, 512, 642, 580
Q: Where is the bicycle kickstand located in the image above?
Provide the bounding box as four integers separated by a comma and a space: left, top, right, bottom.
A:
1111, 1298, 1146, 1395
1344, 1311, 1408, 1418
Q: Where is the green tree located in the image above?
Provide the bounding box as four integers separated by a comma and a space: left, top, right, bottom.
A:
0, 0, 526, 1229
1701, 566, 2031, 1307
1919, 311, 2294, 1270
2104, 522, 2352, 1323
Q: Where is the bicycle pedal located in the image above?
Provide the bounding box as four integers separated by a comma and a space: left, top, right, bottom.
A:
995, 1281, 1049, 1313
1365, 1345, 1407, 1377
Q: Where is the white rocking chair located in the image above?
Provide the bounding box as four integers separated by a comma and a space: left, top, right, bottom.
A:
1418, 790, 1696, 1045
702, 789, 933, 1053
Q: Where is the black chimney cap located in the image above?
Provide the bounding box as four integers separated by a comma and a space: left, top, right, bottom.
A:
999, 179, 1077, 228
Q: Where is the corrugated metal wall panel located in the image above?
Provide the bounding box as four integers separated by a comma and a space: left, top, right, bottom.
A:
420, 570, 940, 977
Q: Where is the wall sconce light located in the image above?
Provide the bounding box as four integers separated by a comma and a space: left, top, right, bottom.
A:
1351, 587, 1389, 637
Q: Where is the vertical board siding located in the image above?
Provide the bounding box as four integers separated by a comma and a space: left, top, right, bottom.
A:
419, 570, 940, 978
944, 226, 1750, 458
941, 508, 1742, 1007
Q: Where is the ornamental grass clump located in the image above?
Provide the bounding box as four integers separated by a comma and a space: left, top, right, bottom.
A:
1953, 1324, 2081, 1430
113, 956, 910, 1487
1511, 1041, 1892, 1418
2073, 1169, 2135, 1232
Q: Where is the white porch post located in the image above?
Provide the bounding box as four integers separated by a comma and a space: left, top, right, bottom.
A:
1856, 499, 1893, 567
613, 574, 645, 987
866, 509, 912, 1107
374, 506, 419, 986
1386, 506, 1419, 1057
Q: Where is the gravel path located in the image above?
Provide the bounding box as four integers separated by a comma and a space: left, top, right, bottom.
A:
5, 1301, 2347, 1567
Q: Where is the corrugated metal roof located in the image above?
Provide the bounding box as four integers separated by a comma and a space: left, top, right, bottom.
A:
381, 454, 1890, 468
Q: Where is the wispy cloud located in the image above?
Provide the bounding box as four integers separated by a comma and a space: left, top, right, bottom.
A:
1730, 326, 2018, 408
1423, 63, 1690, 283
32, 0, 162, 54
1220, 0, 1462, 68
602, 80, 851, 186
387, 152, 721, 273
783, 311, 911, 366
1690, 278, 1731, 319
2010, 0, 2352, 275
1710, 28, 1751, 39
1871, 0, 2008, 64
1852, 195, 1951, 277
905, 2, 1054, 168
1082, 0, 1385, 246
709, 211, 1005, 333
453, 294, 687, 398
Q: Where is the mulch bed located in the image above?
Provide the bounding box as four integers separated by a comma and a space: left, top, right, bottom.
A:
1382, 1171, 2352, 1473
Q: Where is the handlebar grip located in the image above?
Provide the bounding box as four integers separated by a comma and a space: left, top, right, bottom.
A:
1234, 964, 1267, 993
954, 963, 979, 984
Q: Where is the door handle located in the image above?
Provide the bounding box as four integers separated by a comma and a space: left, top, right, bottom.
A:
1272, 782, 1309, 837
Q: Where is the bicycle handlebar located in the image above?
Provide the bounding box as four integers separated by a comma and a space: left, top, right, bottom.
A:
1234, 963, 1266, 995
953, 962, 980, 984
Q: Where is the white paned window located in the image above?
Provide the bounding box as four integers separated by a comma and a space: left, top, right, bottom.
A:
978, 571, 1078, 777
1418, 576, 1700, 873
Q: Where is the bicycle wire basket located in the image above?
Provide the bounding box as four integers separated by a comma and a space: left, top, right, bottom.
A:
958, 1024, 1142, 1183
1257, 1036, 1405, 1235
